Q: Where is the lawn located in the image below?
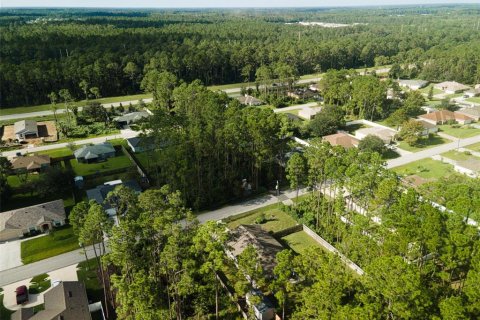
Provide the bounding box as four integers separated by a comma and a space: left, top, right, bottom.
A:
7, 173, 40, 188
397, 135, 450, 152
276, 108, 301, 116
77, 259, 104, 304
465, 142, 480, 152
0, 93, 152, 116
466, 97, 480, 104
226, 203, 297, 233
0, 291, 13, 320
69, 154, 133, 176
36, 147, 73, 159
394, 158, 455, 180
21, 226, 79, 264
29, 274, 51, 294
442, 150, 478, 162
281, 230, 322, 254
438, 124, 480, 139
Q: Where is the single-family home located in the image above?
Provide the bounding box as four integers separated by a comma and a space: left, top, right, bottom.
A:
322, 132, 359, 149
287, 88, 318, 100
246, 290, 276, 320
0, 200, 66, 241
309, 83, 319, 92
14, 120, 38, 140
455, 106, 480, 121
415, 120, 438, 136
237, 95, 263, 106
355, 127, 397, 144
418, 110, 474, 125
12, 281, 92, 320
86, 179, 142, 217
74, 142, 116, 163
126, 137, 155, 153
434, 81, 470, 94
114, 111, 150, 126
226, 224, 284, 278
465, 87, 480, 98
397, 79, 429, 91
10, 155, 51, 172
298, 107, 322, 120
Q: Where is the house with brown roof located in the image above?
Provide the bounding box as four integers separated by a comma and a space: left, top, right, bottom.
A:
418, 110, 474, 125
11, 155, 51, 172
226, 225, 284, 278
434, 81, 470, 94
0, 200, 66, 241
11, 281, 92, 320
323, 132, 359, 149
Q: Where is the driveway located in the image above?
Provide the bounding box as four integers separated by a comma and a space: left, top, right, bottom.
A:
0, 240, 22, 271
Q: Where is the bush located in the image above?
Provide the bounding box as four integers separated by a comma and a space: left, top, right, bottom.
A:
464, 151, 472, 156
255, 213, 266, 224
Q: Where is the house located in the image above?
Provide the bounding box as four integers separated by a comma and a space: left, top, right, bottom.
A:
126, 137, 155, 153
415, 120, 438, 136
322, 132, 359, 149
465, 87, 480, 98
237, 95, 263, 106
287, 88, 318, 100
434, 81, 470, 94
418, 110, 474, 125
86, 179, 142, 216
114, 111, 150, 126
397, 79, 429, 91
11, 155, 51, 172
455, 106, 480, 121
0, 200, 66, 241
309, 83, 319, 92
298, 107, 322, 120
74, 142, 116, 163
355, 127, 396, 144
246, 290, 276, 320
12, 281, 92, 320
14, 120, 38, 140
226, 225, 284, 278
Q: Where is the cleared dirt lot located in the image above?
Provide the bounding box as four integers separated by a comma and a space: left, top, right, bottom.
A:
1, 121, 57, 145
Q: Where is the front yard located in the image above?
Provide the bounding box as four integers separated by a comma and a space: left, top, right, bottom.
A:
21, 226, 79, 264
394, 158, 455, 180
465, 142, 480, 152
442, 150, 479, 162
397, 135, 450, 152
438, 124, 480, 139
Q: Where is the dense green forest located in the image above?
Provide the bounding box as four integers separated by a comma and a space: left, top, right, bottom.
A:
1, 5, 480, 107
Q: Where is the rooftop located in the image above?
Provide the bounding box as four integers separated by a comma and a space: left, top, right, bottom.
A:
74, 142, 115, 159
323, 132, 359, 148
14, 120, 38, 135
114, 111, 150, 123
11, 155, 51, 171
434, 81, 470, 92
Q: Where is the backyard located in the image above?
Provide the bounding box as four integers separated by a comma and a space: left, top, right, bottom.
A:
438, 124, 480, 139
397, 135, 450, 152
69, 153, 133, 176
394, 158, 455, 180
21, 226, 79, 264
281, 230, 322, 254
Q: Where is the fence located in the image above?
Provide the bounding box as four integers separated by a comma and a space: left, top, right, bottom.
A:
217, 272, 249, 319
121, 145, 150, 184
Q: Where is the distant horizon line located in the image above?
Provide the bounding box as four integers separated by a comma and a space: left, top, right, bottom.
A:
2, 3, 479, 10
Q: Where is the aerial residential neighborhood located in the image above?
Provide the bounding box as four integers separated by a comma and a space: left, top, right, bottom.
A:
1, 3, 480, 320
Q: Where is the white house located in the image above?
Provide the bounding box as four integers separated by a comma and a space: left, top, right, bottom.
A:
355, 127, 397, 144
434, 81, 470, 94
397, 79, 429, 91
298, 107, 322, 120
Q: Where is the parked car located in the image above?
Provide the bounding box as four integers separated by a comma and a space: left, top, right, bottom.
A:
16, 285, 28, 304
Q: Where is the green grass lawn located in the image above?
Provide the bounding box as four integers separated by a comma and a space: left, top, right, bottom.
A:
70, 154, 133, 176
226, 203, 297, 233
276, 108, 301, 116
397, 135, 450, 152
77, 259, 104, 303
36, 147, 73, 159
419, 84, 443, 96
438, 124, 480, 139
0, 93, 152, 116
466, 97, 480, 104
442, 150, 478, 161
29, 274, 51, 294
394, 158, 455, 180
7, 174, 40, 188
465, 142, 480, 152
281, 230, 322, 254
0, 291, 13, 320
21, 226, 79, 264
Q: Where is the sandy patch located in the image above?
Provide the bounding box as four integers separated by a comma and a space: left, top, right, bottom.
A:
1, 121, 57, 145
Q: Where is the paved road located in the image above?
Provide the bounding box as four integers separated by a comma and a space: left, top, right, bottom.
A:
0, 128, 138, 158
0, 188, 307, 286
387, 134, 480, 168
0, 98, 154, 121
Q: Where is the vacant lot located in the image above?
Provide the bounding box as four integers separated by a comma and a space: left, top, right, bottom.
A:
1, 121, 57, 145
394, 158, 455, 180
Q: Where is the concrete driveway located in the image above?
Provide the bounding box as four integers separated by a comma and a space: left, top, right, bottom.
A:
0, 240, 22, 271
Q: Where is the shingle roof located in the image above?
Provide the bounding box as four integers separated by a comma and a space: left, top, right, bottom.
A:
397, 79, 429, 89
434, 81, 470, 92
418, 110, 473, 122
74, 142, 115, 159
11, 155, 50, 171
114, 111, 150, 123
456, 107, 480, 118
323, 132, 359, 148
14, 120, 38, 135
86, 180, 142, 210
0, 200, 65, 233
237, 95, 262, 105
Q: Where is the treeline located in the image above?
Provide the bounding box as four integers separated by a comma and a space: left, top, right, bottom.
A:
1, 6, 480, 107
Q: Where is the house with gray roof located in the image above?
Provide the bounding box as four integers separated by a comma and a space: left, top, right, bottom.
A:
397, 79, 429, 91
114, 111, 150, 126
12, 281, 92, 320
455, 106, 480, 121
434, 81, 470, 94
237, 95, 263, 106
0, 200, 66, 241
74, 142, 116, 163
126, 136, 155, 153
14, 120, 38, 140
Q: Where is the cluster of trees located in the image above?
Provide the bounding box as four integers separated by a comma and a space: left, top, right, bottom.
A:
2, 6, 479, 107
141, 72, 293, 209
282, 141, 480, 318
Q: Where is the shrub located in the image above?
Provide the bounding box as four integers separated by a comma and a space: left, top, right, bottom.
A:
255, 213, 266, 224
